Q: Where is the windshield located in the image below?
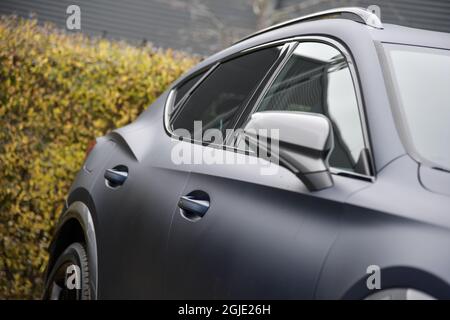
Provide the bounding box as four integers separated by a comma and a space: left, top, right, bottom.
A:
384, 44, 450, 171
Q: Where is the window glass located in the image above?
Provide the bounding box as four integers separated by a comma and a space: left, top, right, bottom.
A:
174, 71, 205, 107
172, 46, 282, 142
384, 44, 450, 171
252, 42, 366, 173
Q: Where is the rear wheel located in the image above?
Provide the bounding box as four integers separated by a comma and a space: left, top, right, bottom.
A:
43, 242, 91, 300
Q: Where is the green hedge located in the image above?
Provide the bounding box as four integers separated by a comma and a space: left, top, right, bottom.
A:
0, 16, 198, 299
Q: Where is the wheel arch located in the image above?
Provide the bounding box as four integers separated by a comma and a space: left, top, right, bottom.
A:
45, 201, 98, 299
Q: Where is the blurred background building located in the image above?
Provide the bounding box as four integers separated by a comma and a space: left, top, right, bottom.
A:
1, 0, 450, 55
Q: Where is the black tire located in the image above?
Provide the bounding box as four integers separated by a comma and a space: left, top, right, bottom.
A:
43, 242, 91, 300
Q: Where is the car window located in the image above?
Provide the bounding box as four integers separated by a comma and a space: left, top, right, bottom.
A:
384, 44, 450, 171
171, 46, 282, 143
245, 42, 366, 174
173, 71, 206, 108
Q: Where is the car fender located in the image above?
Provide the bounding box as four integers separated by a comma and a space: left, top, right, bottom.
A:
46, 201, 98, 299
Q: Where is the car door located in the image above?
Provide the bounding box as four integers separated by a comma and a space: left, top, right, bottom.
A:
88, 45, 286, 298
86, 71, 212, 298
164, 39, 374, 299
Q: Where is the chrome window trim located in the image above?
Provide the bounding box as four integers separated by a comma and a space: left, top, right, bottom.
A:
163, 35, 375, 181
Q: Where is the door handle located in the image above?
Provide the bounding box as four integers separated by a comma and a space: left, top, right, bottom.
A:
178, 195, 210, 221
104, 166, 128, 188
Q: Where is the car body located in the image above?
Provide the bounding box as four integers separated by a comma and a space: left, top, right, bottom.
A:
44, 7, 450, 300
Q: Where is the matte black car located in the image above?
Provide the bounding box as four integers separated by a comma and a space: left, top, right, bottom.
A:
43, 7, 450, 300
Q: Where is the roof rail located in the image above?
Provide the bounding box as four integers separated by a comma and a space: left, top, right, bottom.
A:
236, 7, 383, 44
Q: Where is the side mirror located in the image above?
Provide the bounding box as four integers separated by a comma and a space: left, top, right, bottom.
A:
243, 111, 334, 191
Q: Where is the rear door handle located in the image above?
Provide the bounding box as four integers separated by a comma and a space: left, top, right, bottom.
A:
104, 167, 128, 188
178, 195, 210, 221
